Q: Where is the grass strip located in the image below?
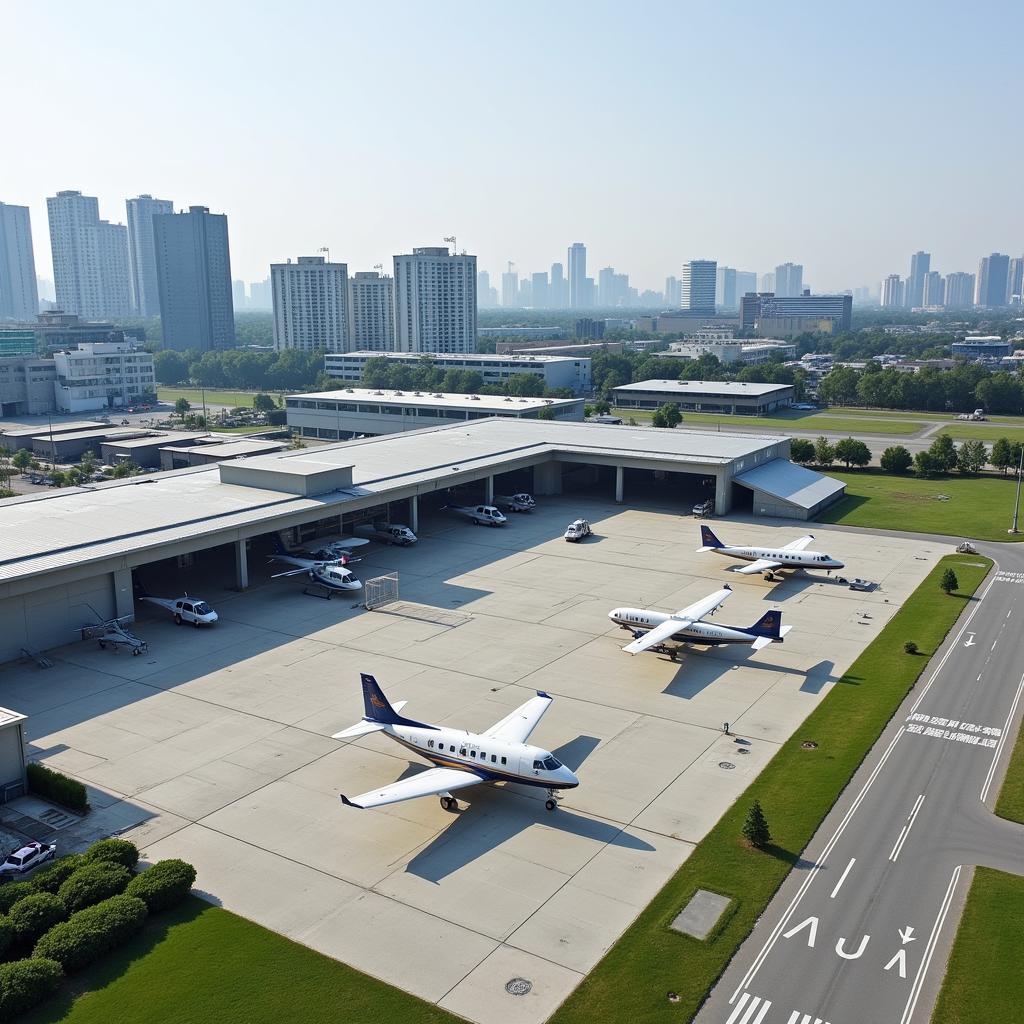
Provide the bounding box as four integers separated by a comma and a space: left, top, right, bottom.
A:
157, 387, 280, 408
994, 703, 1024, 824
930, 868, 1024, 1023
550, 554, 991, 1024
22, 899, 459, 1024
937, 423, 1024, 442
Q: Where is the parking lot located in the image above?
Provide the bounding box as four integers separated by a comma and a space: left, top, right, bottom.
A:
0, 497, 949, 1024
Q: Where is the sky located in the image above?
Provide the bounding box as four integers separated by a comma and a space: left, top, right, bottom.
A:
5, 0, 1023, 295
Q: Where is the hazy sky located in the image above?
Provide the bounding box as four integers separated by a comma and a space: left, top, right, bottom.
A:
5, 1, 1023, 294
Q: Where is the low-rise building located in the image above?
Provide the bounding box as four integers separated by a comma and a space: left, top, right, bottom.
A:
100, 431, 210, 469
612, 379, 795, 415
666, 338, 797, 363
287, 387, 585, 440
478, 326, 566, 341
158, 437, 288, 470
0, 356, 58, 416
53, 341, 155, 412
952, 337, 1011, 359
0, 311, 134, 353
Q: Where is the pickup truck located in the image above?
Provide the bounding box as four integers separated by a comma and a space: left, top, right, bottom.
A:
495, 493, 536, 513
353, 521, 418, 545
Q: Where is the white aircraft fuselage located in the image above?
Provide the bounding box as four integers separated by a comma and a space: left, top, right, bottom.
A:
608, 608, 780, 647
714, 544, 843, 571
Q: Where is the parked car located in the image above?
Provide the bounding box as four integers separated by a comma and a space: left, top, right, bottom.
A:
564, 519, 592, 542
692, 499, 714, 517
0, 842, 56, 877
848, 578, 874, 592
495, 493, 536, 513
353, 521, 418, 546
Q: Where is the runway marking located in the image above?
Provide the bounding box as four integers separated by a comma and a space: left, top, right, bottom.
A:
782, 916, 818, 947
725, 992, 772, 1024
900, 865, 962, 1024
991, 639, 998, 650
786, 1013, 832, 1024
885, 947, 908, 978
731, 727, 905, 1000
889, 794, 925, 862
835, 933, 870, 959
830, 857, 855, 898
980, 667, 1024, 803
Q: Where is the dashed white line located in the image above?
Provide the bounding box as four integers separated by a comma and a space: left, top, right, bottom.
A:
981, 668, 1024, 803
830, 857, 856, 898
727, 992, 773, 1024
889, 794, 925, 862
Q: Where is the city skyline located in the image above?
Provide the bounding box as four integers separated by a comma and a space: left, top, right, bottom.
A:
5, 1, 1023, 294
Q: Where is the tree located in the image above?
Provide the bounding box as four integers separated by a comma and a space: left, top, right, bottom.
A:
904, 641, 918, 655
742, 800, 772, 849
174, 397, 191, 416
110, 461, 142, 479
536, 406, 555, 421
814, 436, 835, 467
12, 449, 31, 474
940, 568, 959, 595
927, 434, 957, 473
789, 438, 815, 464
956, 439, 987, 475
816, 366, 860, 406
834, 437, 871, 468
880, 445, 913, 473
79, 451, 97, 477
990, 437, 1015, 475
913, 450, 940, 478
153, 350, 190, 386
253, 393, 276, 412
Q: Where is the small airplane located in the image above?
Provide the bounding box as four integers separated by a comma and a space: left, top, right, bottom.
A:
609, 585, 791, 657
273, 534, 366, 564
80, 610, 149, 656
443, 503, 507, 527
334, 674, 579, 811
697, 525, 845, 579
139, 591, 218, 626
271, 560, 363, 592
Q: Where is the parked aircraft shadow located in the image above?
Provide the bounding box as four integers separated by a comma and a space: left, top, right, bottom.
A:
799, 660, 840, 694
551, 735, 601, 771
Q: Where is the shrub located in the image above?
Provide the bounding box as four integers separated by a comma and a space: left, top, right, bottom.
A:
904, 641, 919, 655
124, 858, 196, 912
0, 917, 13, 960
83, 838, 139, 871
0, 884, 33, 915
742, 799, 772, 849
33, 894, 148, 972
8, 892, 67, 945
57, 862, 132, 914
25, 764, 89, 813
30, 855, 87, 895
0, 958, 63, 1019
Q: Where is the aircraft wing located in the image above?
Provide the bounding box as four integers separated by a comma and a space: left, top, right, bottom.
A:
483, 692, 554, 744
335, 536, 370, 549
139, 597, 176, 612
340, 766, 481, 809
677, 586, 733, 621
622, 615, 693, 654
732, 558, 783, 575
782, 534, 815, 552
269, 553, 309, 569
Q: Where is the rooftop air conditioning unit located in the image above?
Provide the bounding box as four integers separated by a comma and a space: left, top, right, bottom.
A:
470, 395, 480, 401
433, 393, 443, 398
373, 390, 383, 395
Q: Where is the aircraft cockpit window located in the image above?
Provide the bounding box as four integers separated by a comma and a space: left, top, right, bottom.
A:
194, 602, 211, 615
533, 760, 543, 770
542, 756, 562, 770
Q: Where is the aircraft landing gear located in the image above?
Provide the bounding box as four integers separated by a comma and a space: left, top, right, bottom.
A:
439, 793, 458, 811
545, 789, 561, 812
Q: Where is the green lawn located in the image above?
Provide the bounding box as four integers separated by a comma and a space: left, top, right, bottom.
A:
818, 469, 1024, 541
930, 868, 1024, 1023
208, 425, 279, 435
550, 555, 991, 1024
619, 409, 924, 435
937, 422, 1024, 442
994, 704, 1024, 824
830, 407, 1024, 428
22, 899, 458, 1024
157, 387, 283, 408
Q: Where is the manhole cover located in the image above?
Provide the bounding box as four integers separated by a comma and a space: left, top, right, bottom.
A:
506, 978, 532, 996
667, 991, 680, 1003
802, 740, 819, 749
719, 761, 736, 770
737, 748, 749, 755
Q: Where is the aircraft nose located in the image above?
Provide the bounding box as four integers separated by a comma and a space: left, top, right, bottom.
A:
561, 766, 580, 788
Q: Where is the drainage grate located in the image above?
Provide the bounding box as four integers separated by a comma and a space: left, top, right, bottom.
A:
718, 761, 736, 770
505, 978, 533, 996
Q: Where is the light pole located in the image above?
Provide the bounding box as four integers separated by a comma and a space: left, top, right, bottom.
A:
1012, 444, 1024, 534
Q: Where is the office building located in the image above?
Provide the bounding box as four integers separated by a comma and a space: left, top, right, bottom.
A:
774, 263, 804, 298
665, 275, 681, 307
550, 262, 566, 308
47, 191, 131, 319
232, 279, 247, 310
477, 270, 497, 308
393, 246, 476, 354
759, 272, 775, 292
944, 272, 976, 310
681, 260, 717, 314
0, 203, 39, 322
153, 205, 235, 352
976, 253, 1010, 307
530, 271, 548, 309
952, 337, 1012, 360
907, 251, 930, 309
575, 317, 605, 340
125, 195, 173, 317
740, 292, 853, 335
735, 272, 757, 303
881, 275, 905, 309
613, 379, 795, 416
349, 271, 395, 350
1007, 257, 1024, 305
717, 267, 739, 310
0, 355, 58, 416
271, 256, 349, 353
249, 278, 272, 310
53, 341, 156, 412
568, 243, 587, 308
501, 268, 519, 307
922, 271, 945, 307
2, 311, 131, 353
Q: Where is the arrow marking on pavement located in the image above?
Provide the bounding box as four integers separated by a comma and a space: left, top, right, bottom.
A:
964, 633, 976, 647
835, 934, 870, 960
782, 916, 818, 948
885, 948, 908, 979
898, 926, 916, 944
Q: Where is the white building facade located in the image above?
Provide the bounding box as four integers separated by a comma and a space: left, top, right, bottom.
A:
0, 203, 39, 322
271, 256, 350, 353
393, 247, 476, 354
53, 341, 155, 412
349, 271, 395, 350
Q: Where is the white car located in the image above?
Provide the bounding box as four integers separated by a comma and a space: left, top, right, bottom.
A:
0, 842, 56, 876
446, 504, 507, 527
495, 493, 536, 513
171, 599, 218, 626
564, 519, 592, 542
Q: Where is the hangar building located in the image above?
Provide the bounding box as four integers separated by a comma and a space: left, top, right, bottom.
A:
0, 418, 842, 663
612, 379, 795, 415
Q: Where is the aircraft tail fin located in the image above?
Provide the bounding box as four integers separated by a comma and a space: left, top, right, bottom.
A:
698, 524, 725, 551
333, 700, 408, 739
748, 609, 784, 639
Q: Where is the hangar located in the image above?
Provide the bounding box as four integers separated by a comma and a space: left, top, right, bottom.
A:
612, 379, 795, 415
0, 418, 841, 663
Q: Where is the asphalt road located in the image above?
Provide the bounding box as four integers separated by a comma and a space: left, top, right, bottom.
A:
695, 544, 1024, 1024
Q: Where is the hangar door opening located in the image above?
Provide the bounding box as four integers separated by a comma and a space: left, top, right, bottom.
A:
621, 467, 715, 508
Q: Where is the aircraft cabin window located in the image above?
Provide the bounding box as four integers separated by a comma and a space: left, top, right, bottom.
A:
450, 745, 455, 752
460, 748, 466, 756
501, 756, 507, 765
491, 755, 497, 763
470, 750, 476, 758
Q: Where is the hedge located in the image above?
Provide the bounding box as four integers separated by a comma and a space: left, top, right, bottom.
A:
25, 764, 89, 813
124, 859, 196, 912
83, 838, 139, 871
0, 958, 62, 1020
0, 918, 13, 961
33, 894, 148, 972
0, 885, 33, 916
57, 862, 131, 915
30, 855, 87, 895
7, 893, 67, 946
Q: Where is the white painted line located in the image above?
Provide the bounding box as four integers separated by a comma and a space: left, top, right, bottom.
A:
786, 1013, 800, 1024
980, 667, 1024, 803
991, 639, 998, 650
726, 992, 750, 1024
889, 794, 925, 862
733, 727, 906, 1000
830, 857, 856, 898
750, 999, 772, 1024
900, 865, 962, 1024
910, 574, 996, 715
977, 674, 983, 682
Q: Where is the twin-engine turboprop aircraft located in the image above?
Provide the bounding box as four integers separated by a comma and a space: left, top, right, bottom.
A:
608, 585, 791, 657
335, 674, 578, 811
697, 525, 845, 578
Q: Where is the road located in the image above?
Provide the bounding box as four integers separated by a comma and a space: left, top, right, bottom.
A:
695, 544, 1024, 1024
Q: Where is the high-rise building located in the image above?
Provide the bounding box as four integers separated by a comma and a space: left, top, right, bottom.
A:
881, 274, 905, 308
477, 271, 497, 308
518, 278, 533, 306
47, 190, 131, 319
531, 271, 548, 309
568, 243, 587, 308
759, 272, 775, 292
717, 267, 738, 309
393, 246, 476, 354
0, 202, 39, 321
125, 194, 173, 317
550, 263, 567, 308
598, 267, 617, 307
735, 271, 757, 301
248, 278, 272, 310
664, 275, 681, 307
271, 256, 349, 353
907, 251, 930, 309
944, 272, 976, 310
1007, 257, 1024, 305
232, 279, 248, 311
922, 271, 945, 307
153, 205, 235, 352
774, 262, 804, 298
681, 260, 717, 314
501, 268, 519, 307
349, 271, 395, 350
976, 253, 1010, 307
